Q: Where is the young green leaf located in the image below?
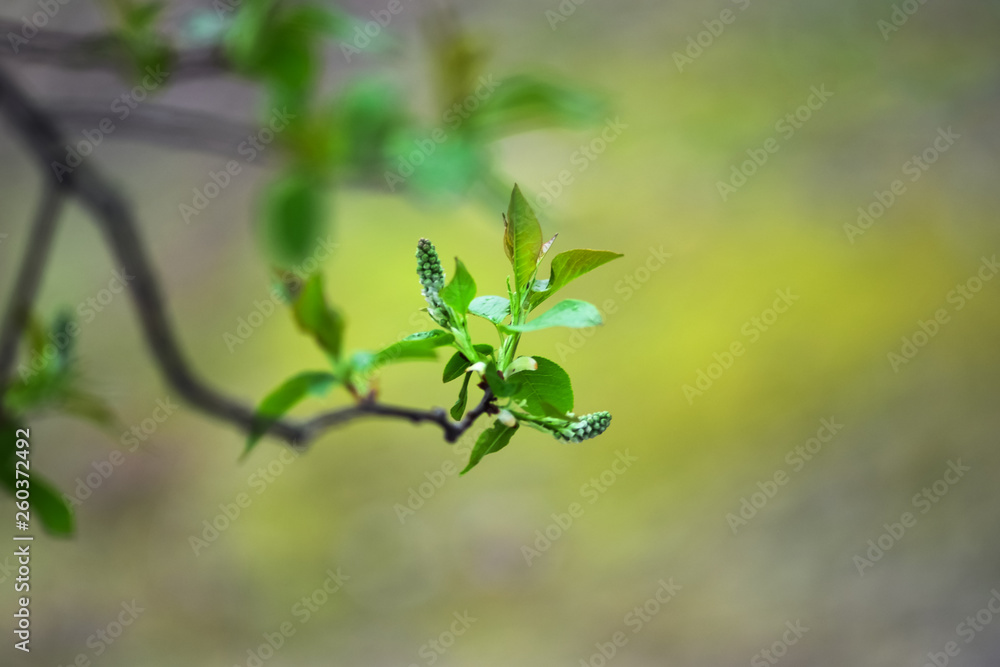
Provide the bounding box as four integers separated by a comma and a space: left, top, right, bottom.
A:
372, 330, 455, 368
439, 258, 477, 316
461, 421, 518, 474
530, 249, 623, 309
468, 295, 511, 324
511, 356, 574, 415
451, 373, 471, 420
246, 371, 338, 455
504, 185, 543, 292
500, 299, 603, 333
442, 344, 493, 382
292, 274, 344, 360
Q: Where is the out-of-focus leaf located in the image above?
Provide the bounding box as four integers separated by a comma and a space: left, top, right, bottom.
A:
292, 274, 344, 360
245, 371, 338, 455
471, 74, 607, 137
0, 415, 74, 536
262, 173, 330, 269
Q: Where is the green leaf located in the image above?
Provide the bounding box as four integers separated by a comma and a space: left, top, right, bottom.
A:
0, 416, 74, 536
292, 274, 344, 360
451, 373, 471, 420
500, 299, 603, 333
246, 371, 338, 455
461, 421, 518, 474
372, 330, 454, 368
482, 361, 523, 398
468, 295, 510, 324
261, 173, 329, 269
470, 74, 608, 137
443, 344, 495, 382
530, 249, 623, 309
504, 185, 543, 293
28, 475, 75, 536
512, 356, 574, 416
439, 258, 477, 317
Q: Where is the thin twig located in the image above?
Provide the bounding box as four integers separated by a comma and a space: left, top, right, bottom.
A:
0, 64, 494, 447
0, 186, 64, 389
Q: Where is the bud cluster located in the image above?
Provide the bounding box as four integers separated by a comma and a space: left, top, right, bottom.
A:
551, 411, 612, 443
416, 238, 448, 326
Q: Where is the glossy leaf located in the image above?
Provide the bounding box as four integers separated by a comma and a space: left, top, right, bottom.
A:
439, 258, 477, 317
512, 356, 574, 416
468, 295, 510, 325
461, 421, 518, 474
500, 299, 603, 333
530, 249, 623, 309
443, 344, 495, 382
246, 371, 338, 454
372, 330, 454, 368
504, 185, 543, 293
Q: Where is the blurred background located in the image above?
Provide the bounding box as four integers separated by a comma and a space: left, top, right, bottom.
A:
2, 0, 1000, 665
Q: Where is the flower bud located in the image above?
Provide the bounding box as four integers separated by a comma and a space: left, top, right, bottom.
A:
416, 238, 448, 326
497, 409, 518, 428
554, 411, 612, 443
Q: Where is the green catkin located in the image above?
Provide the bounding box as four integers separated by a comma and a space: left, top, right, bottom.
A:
416, 238, 449, 326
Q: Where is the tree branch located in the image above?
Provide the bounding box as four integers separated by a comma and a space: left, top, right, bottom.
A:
0, 21, 228, 79
0, 186, 64, 389
0, 64, 494, 447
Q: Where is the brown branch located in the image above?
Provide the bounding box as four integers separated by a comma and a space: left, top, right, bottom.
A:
0, 186, 64, 389
0, 21, 228, 79
0, 64, 494, 447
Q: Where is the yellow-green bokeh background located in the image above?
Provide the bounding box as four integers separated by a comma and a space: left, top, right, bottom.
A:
3, 0, 1000, 665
